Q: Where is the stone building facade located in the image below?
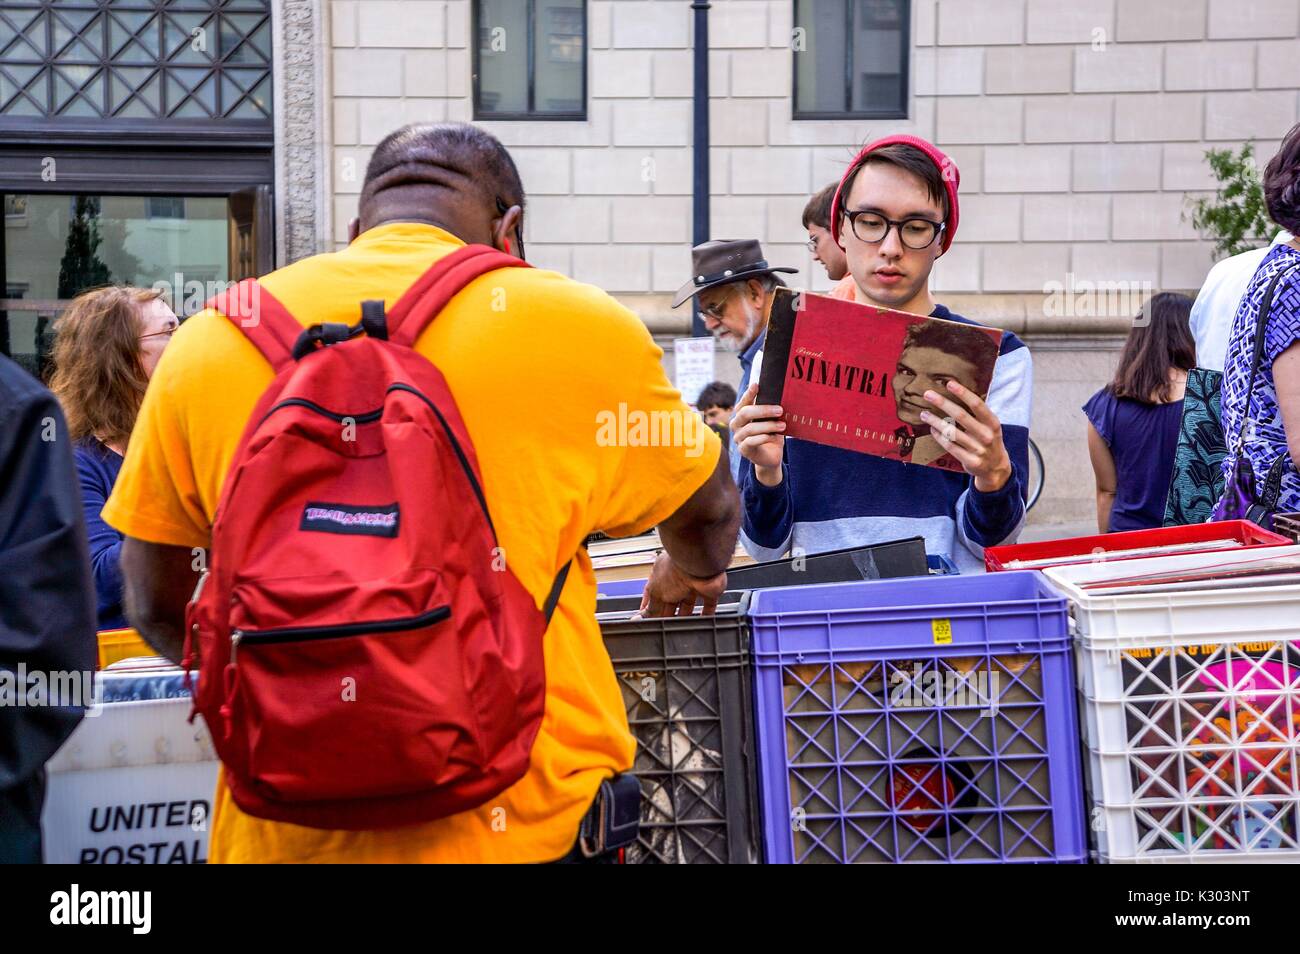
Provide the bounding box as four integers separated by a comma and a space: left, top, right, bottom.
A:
313, 0, 1300, 524
4, 0, 1298, 525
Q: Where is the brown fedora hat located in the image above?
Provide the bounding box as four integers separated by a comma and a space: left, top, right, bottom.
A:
671, 239, 799, 309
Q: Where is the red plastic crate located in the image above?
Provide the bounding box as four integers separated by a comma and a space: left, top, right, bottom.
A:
984, 520, 1290, 573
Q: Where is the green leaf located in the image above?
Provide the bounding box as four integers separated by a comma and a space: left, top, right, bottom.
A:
1187, 142, 1273, 258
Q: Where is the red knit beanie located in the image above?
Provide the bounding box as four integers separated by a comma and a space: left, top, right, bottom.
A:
830, 135, 960, 253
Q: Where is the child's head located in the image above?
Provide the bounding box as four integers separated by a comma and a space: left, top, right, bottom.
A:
696, 381, 737, 428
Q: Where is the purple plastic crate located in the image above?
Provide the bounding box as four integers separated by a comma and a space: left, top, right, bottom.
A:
596, 579, 647, 599
749, 571, 1086, 864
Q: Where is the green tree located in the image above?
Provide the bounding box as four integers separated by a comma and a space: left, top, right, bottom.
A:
1186, 143, 1275, 259
57, 196, 112, 299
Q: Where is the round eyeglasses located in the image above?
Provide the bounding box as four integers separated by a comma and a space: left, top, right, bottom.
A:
842, 210, 945, 251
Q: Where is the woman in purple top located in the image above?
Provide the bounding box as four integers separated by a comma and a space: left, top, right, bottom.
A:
49, 286, 179, 630
1083, 293, 1196, 532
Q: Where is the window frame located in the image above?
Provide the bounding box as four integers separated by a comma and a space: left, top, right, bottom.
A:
471, 0, 588, 122
0, 0, 274, 141
145, 195, 187, 220
792, 0, 911, 121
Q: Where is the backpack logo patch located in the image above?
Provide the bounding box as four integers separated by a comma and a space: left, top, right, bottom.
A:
300, 502, 400, 537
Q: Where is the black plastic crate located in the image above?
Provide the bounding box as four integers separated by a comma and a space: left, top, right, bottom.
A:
598, 592, 760, 864
723, 536, 929, 589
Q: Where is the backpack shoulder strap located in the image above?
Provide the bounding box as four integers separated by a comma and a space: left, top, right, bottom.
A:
387, 244, 530, 347
542, 559, 572, 627
1232, 260, 1300, 448
207, 279, 302, 373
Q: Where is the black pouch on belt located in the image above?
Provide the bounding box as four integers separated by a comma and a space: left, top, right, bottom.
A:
578, 773, 641, 858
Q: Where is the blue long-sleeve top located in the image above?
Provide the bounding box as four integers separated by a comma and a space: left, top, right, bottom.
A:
729, 331, 766, 482
72, 437, 127, 630
738, 303, 1033, 573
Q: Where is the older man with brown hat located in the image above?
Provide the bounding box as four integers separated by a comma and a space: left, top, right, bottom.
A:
673, 239, 798, 478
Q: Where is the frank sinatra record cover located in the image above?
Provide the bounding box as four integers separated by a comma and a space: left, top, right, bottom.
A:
756, 288, 1004, 473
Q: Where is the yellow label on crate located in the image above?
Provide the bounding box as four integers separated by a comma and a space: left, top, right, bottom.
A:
931, 618, 952, 645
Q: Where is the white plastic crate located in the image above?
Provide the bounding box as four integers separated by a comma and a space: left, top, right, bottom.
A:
42, 668, 219, 864
1045, 547, 1300, 864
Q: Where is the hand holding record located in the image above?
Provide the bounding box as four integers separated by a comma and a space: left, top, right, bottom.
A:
918, 379, 1013, 493
730, 382, 786, 484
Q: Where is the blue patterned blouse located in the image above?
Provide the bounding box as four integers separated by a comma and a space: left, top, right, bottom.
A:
1219, 243, 1300, 510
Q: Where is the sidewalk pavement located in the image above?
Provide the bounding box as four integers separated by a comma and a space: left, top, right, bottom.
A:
1019, 520, 1097, 543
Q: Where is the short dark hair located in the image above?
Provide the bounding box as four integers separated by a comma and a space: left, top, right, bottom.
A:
802, 183, 839, 230
697, 381, 737, 411
842, 143, 948, 219
361, 123, 525, 212
1264, 123, 1300, 235
901, 319, 998, 390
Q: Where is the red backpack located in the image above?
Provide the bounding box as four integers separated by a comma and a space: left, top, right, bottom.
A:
184, 245, 570, 830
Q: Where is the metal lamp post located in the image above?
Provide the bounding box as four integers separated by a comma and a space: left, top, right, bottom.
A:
690, 0, 710, 338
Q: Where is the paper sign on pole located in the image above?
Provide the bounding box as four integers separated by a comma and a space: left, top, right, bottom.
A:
673, 337, 716, 406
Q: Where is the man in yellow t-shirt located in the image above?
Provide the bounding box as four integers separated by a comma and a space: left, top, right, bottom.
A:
103, 123, 740, 863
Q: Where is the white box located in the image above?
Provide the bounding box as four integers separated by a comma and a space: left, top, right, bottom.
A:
42, 671, 219, 864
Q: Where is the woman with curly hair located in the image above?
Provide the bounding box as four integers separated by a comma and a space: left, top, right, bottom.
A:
49, 286, 178, 629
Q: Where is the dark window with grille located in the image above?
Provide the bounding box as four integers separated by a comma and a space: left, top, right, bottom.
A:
0, 0, 273, 127
0, 3, 276, 376
794, 0, 909, 120
473, 0, 585, 120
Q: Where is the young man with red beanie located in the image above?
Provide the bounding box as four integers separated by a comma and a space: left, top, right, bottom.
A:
732, 136, 1033, 572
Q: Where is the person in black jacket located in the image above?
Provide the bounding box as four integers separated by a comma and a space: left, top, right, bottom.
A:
0, 354, 97, 863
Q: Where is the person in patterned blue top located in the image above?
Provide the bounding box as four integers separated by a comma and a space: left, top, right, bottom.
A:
1218, 124, 1300, 516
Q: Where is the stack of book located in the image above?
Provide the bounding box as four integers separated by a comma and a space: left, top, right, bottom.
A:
587, 530, 754, 583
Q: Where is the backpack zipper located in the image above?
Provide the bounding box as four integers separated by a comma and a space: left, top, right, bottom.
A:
257, 397, 385, 427
230, 605, 451, 662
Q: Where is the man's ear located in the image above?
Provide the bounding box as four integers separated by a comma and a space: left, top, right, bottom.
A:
347, 217, 361, 244
493, 205, 523, 257
746, 277, 767, 306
